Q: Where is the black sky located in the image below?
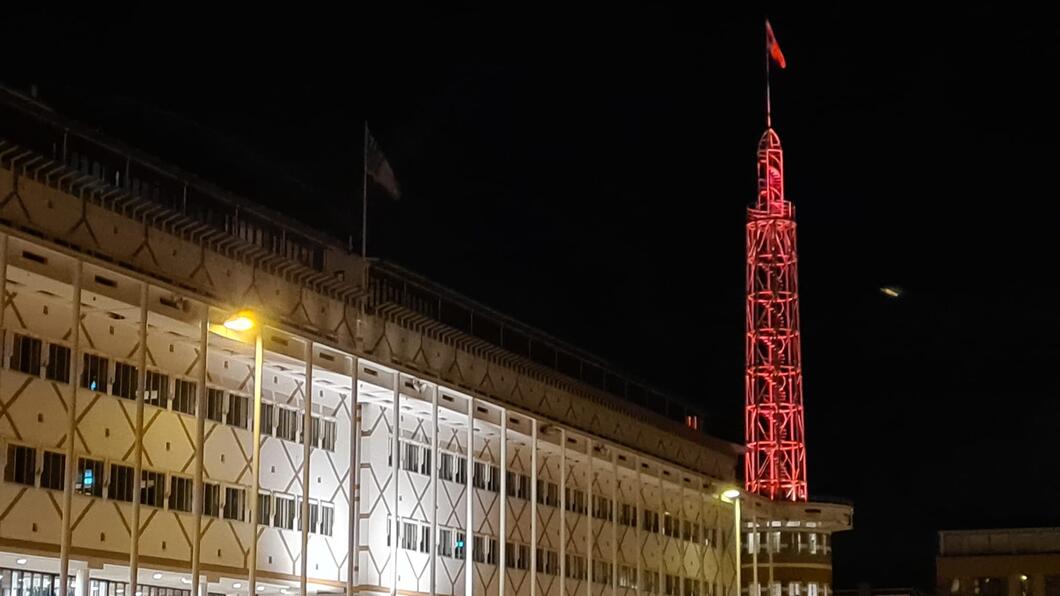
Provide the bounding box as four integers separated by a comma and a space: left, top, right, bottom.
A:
6, 2, 1060, 589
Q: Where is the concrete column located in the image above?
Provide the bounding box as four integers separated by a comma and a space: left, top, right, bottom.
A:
430, 384, 438, 596
465, 396, 474, 596
499, 408, 507, 596
248, 332, 264, 594
611, 449, 617, 596
301, 340, 314, 595
348, 357, 361, 596
530, 419, 538, 596
191, 313, 208, 590
634, 456, 642, 596
587, 440, 593, 596
129, 282, 149, 595
198, 578, 209, 596
391, 373, 401, 596
59, 260, 83, 596
559, 428, 566, 596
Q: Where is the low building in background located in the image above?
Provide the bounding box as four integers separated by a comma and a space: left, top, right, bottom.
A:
938, 528, 1060, 596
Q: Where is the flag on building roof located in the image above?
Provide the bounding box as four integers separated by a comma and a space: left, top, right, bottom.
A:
366, 127, 401, 200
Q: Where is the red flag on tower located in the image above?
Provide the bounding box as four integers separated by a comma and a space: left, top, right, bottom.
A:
765, 20, 786, 69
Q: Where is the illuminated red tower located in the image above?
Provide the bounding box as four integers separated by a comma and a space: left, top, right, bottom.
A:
744, 125, 808, 502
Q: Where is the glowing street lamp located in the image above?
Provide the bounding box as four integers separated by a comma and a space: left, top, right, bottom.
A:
223, 309, 257, 332
722, 488, 742, 500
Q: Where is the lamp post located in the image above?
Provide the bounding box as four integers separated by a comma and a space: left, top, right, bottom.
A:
223, 310, 264, 595
722, 489, 742, 596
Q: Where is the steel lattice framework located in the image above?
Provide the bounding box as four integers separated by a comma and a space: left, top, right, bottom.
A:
745, 128, 808, 502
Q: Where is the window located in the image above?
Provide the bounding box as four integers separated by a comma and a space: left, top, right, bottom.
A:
790, 583, 802, 596
226, 393, 249, 429
537, 480, 558, 506
260, 402, 275, 436
320, 503, 334, 536
81, 353, 109, 392
4, 443, 35, 485
507, 472, 531, 500
402, 521, 418, 550
439, 452, 454, 481
310, 416, 321, 447
620, 503, 637, 527
11, 334, 41, 375
41, 451, 64, 490
454, 531, 466, 560
537, 548, 559, 575
747, 532, 761, 554
206, 389, 225, 422
593, 560, 613, 586
141, 470, 166, 508
618, 565, 637, 589
401, 442, 421, 474
419, 525, 431, 553
684, 521, 700, 543
169, 476, 193, 512
277, 407, 299, 441
76, 457, 103, 497
224, 486, 246, 521
807, 585, 819, 596
46, 343, 71, 383
643, 509, 659, 533
274, 495, 295, 529
593, 494, 612, 521
472, 461, 499, 491
664, 514, 679, 538
112, 362, 138, 399
565, 488, 587, 514
438, 528, 453, 557
685, 578, 701, 596
321, 419, 336, 451
454, 455, 467, 484
297, 498, 319, 533
643, 570, 660, 594
172, 379, 197, 415
807, 533, 818, 554
257, 493, 272, 526
108, 464, 135, 502
565, 554, 587, 580
768, 531, 781, 553
144, 371, 169, 408
203, 482, 221, 517
506, 542, 530, 570
665, 574, 680, 596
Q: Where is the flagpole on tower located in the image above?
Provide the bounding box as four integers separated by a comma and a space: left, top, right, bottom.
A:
765, 25, 772, 129
361, 120, 370, 285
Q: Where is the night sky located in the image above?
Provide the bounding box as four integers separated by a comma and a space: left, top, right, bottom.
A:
6, 2, 1060, 589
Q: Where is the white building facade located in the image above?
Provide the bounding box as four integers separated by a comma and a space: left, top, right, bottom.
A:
0, 89, 743, 596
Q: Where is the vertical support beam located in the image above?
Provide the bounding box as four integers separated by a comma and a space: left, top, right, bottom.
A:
680, 484, 688, 596
0, 233, 8, 390
129, 282, 149, 595
732, 499, 741, 596
610, 450, 617, 596
530, 419, 538, 596
191, 312, 209, 591
392, 373, 401, 596
586, 440, 593, 596
301, 340, 315, 596
348, 358, 361, 596
248, 332, 264, 594
465, 396, 474, 596
634, 457, 642, 596
750, 503, 758, 596
499, 409, 507, 596
430, 384, 439, 596
59, 260, 82, 596
657, 469, 664, 596
559, 428, 566, 596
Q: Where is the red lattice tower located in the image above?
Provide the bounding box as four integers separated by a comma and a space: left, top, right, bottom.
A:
745, 127, 808, 502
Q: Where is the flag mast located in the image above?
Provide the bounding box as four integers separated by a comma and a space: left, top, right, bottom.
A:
765, 19, 772, 128
361, 120, 369, 282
